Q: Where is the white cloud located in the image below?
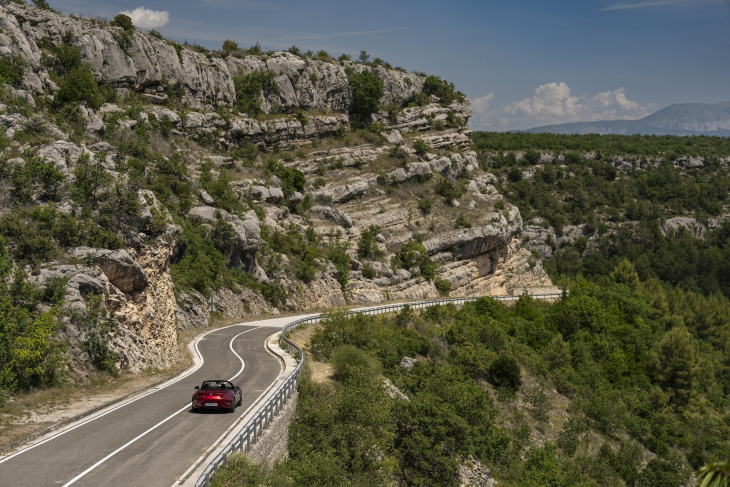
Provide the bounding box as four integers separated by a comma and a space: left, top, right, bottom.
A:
470, 93, 495, 131
119, 7, 170, 29
470, 83, 650, 131
601, 0, 686, 10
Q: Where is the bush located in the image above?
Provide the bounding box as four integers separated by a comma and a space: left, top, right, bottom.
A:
455, 213, 471, 229
422, 75, 463, 105
417, 198, 432, 215
346, 68, 384, 128
434, 177, 462, 202
110, 14, 134, 31
54, 65, 103, 110
232, 69, 281, 117
328, 243, 351, 289
221, 39, 239, 57
435, 278, 451, 296
357, 225, 382, 259
330, 346, 383, 383
488, 354, 522, 392
0, 54, 27, 88
362, 263, 375, 279
392, 240, 437, 280
413, 139, 429, 156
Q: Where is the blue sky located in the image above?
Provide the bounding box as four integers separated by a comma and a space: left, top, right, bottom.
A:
48, 0, 729, 131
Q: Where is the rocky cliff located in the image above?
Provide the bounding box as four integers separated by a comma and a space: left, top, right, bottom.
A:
0, 2, 555, 374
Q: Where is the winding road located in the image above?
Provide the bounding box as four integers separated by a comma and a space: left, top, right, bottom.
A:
0, 315, 300, 487
0, 293, 561, 486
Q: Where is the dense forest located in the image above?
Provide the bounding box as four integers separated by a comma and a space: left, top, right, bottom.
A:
213, 275, 730, 486
471, 132, 730, 298
211, 131, 730, 486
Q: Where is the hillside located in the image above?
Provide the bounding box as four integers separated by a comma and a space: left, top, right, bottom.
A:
0, 2, 555, 391
523, 102, 730, 136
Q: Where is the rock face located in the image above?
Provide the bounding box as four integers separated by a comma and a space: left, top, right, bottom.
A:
0, 2, 559, 378
32, 238, 180, 372
188, 206, 261, 272
109, 238, 180, 371
0, 3, 422, 112
71, 247, 148, 294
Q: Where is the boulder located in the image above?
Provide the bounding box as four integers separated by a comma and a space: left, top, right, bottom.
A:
188, 206, 261, 271
71, 247, 148, 294
400, 357, 417, 370
311, 205, 354, 228
200, 189, 215, 205
386, 129, 403, 145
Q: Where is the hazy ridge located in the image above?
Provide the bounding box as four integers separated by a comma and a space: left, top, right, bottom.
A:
523, 101, 730, 136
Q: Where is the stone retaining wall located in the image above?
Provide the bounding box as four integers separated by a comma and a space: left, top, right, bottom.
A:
245, 391, 299, 465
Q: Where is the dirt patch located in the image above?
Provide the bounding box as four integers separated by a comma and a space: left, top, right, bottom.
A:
286, 323, 334, 384
308, 361, 334, 384
287, 322, 320, 350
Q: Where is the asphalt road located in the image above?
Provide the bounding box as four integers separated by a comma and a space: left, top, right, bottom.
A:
0, 320, 288, 487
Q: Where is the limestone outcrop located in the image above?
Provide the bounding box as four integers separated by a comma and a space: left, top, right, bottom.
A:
0, 2, 559, 378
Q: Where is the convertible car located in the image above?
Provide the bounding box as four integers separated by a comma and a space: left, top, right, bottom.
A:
191, 380, 242, 412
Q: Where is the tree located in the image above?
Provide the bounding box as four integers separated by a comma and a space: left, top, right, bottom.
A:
358, 50, 370, 63
72, 153, 112, 206
0, 54, 27, 88
346, 68, 384, 127
655, 326, 698, 406
488, 354, 522, 392
222, 39, 239, 56
111, 14, 134, 31
54, 65, 102, 109
611, 258, 640, 290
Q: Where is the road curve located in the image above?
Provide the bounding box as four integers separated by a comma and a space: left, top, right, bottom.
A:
0, 315, 300, 487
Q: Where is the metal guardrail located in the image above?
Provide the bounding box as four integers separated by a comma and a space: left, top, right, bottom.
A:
194, 291, 563, 486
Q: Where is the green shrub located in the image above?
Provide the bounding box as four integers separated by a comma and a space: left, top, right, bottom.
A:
435, 278, 451, 296
422, 75, 463, 105
346, 68, 384, 128
413, 139, 429, 156
434, 177, 462, 202
221, 39, 239, 57
455, 213, 471, 229
362, 263, 376, 279
232, 69, 280, 117
54, 64, 103, 109
488, 354, 522, 392
328, 243, 351, 289
417, 198, 432, 215
330, 346, 382, 383
357, 225, 382, 259
110, 14, 135, 31
0, 54, 27, 88
392, 240, 437, 280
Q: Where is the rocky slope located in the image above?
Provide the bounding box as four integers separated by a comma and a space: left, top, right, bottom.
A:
0, 2, 556, 374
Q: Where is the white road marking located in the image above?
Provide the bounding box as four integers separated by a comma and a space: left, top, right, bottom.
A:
59, 325, 262, 486
0, 356, 200, 464
61, 403, 191, 487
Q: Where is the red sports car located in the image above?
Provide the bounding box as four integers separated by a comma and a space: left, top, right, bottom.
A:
191, 380, 242, 412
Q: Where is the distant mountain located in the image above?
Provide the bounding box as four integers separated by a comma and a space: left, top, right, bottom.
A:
522, 102, 730, 136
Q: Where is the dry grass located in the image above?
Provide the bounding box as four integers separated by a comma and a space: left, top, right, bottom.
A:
286, 323, 334, 384
0, 369, 170, 450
